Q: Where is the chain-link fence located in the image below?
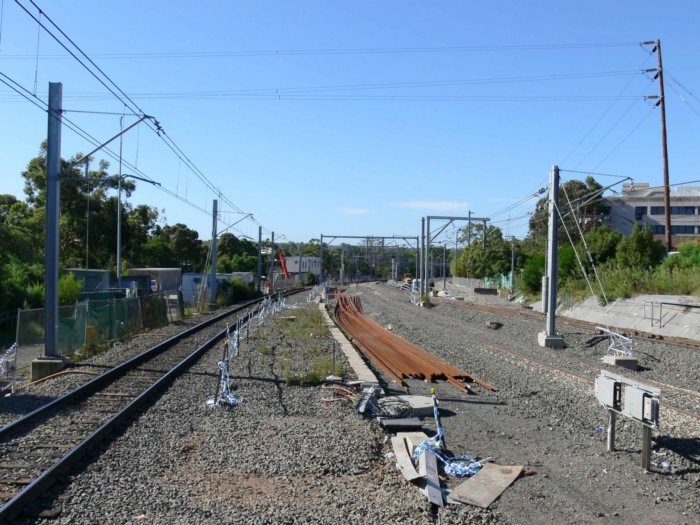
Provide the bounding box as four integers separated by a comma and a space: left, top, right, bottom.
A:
14, 292, 183, 372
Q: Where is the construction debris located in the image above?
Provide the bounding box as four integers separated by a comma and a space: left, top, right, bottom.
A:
379, 418, 423, 431
450, 464, 524, 508
333, 293, 496, 393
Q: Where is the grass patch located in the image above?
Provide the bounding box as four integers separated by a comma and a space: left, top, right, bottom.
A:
256, 345, 273, 356
555, 264, 700, 304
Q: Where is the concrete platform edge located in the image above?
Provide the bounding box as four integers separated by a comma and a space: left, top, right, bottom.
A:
318, 303, 379, 384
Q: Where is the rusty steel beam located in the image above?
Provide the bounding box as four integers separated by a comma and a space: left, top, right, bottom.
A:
333, 293, 496, 393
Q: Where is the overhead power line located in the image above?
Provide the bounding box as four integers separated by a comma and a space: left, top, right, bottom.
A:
14, 0, 261, 231
0, 41, 642, 60
0, 69, 642, 101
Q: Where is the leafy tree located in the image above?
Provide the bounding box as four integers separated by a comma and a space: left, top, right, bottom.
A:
159, 223, 204, 271
527, 176, 609, 245
580, 227, 622, 266
456, 226, 512, 278
615, 224, 665, 269
520, 253, 545, 294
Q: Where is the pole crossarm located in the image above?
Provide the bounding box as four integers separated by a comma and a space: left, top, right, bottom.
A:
322, 234, 419, 248
426, 215, 489, 237
68, 115, 150, 169
217, 212, 254, 236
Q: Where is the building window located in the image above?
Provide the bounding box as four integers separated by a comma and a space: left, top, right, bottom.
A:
671, 225, 695, 234
670, 206, 696, 215
649, 225, 665, 234
634, 206, 647, 220
650, 206, 665, 215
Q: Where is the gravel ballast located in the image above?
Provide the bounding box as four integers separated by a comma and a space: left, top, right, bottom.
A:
14, 287, 700, 524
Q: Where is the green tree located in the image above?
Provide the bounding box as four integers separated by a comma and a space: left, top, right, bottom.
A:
615, 224, 665, 269
527, 176, 608, 245
520, 253, 545, 294
456, 226, 512, 278
159, 223, 204, 271
581, 227, 622, 266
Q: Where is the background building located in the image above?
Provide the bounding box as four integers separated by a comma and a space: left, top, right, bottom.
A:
283, 256, 321, 281
605, 183, 700, 246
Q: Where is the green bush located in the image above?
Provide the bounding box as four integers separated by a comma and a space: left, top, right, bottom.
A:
520, 253, 545, 294
216, 277, 256, 306
660, 241, 700, 271
615, 224, 665, 270
59, 273, 82, 305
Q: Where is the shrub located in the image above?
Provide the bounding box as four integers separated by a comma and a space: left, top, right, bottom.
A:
615, 224, 665, 270
660, 241, 700, 271
59, 272, 82, 305
520, 253, 545, 294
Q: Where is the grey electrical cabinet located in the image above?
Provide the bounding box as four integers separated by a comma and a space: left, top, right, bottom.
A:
621, 384, 660, 428
595, 375, 621, 409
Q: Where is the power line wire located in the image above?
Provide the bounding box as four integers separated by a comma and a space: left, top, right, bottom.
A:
589, 107, 655, 171
558, 54, 653, 166
0, 41, 644, 60
15, 0, 261, 231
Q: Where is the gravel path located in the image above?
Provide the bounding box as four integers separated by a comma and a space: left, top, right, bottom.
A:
11, 287, 700, 524
356, 282, 700, 524
22, 296, 478, 524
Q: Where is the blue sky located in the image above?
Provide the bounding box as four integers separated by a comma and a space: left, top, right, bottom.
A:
1, 1, 699, 245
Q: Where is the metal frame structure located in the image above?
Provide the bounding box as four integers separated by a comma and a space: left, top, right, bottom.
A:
421, 215, 489, 296
320, 234, 419, 284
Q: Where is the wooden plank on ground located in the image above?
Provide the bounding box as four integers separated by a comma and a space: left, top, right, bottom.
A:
391, 436, 422, 482
451, 463, 523, 508
423, 450, 444, 507
395, 431, 428, 455
379, 417, 423, 431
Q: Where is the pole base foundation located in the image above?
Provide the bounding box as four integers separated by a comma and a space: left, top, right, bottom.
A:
538, 331, 565, 348
30, 356, 68, 382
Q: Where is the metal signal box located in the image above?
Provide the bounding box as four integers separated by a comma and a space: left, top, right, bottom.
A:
622, 385, 660, 428
622, 385, 646, 420
595, 374, 621, 409
643, 396, 659, 426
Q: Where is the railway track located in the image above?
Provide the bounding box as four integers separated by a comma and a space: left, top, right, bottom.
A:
0, 291, 296, 522
457, 300, 700, 351
427, 296, 700, 422
477, 338, 700, 422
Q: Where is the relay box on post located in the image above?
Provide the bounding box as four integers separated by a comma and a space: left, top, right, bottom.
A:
595, 375, 621, 409
596, 370, 660, 429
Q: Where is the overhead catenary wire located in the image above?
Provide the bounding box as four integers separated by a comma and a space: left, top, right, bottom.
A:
666, 80, 700, 121
0, 69, 643, 101
589, 106, 655, 171
0, 69, 216, 219
553, 199, 601, 305
0, 41, 643, 60
15, 0, 257, 230
561, 184, 608, 305
571, 87, 649, 170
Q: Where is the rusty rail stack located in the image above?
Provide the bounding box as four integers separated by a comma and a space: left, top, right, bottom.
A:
333, 293, 495, 393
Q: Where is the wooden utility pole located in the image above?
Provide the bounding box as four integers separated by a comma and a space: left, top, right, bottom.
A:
646, 39, 673, 251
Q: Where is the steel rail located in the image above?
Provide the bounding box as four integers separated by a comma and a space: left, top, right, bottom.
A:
333, 292, 495, 392
478, 339, 700, 422
383, 286, 700, 420
0, 290, 299, 522
444, 298, 700, 351
0, 296, 262, 439
428, 297, 700, 403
